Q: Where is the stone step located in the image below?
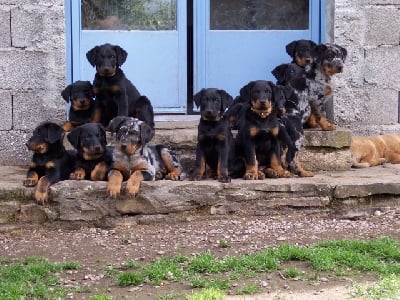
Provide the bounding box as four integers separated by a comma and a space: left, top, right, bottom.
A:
1, 164, 400, 229
151, 120, 353, 172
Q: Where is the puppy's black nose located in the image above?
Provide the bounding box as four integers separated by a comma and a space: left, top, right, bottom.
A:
205, 109, 213, 116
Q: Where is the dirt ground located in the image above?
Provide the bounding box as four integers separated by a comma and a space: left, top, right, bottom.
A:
1, 209, 400, 299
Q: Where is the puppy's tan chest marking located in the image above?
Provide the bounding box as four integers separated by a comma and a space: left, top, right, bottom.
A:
112, 148, 156, 178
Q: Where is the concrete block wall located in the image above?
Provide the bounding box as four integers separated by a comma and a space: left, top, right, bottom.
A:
0, 1, 66, 165
334, 0, 400, 135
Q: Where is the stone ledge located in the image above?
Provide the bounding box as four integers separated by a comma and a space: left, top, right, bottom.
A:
1, 165, 400, 228
149, 127, 353, 172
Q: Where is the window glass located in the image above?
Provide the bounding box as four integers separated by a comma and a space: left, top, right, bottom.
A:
81, 0, 177, 30
210, 0, 309, 30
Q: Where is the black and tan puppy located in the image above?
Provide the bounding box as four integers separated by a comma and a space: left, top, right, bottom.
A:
286, 39, 317, 67
67, 123, 113, 181
61, 80, 96, 132
107, 117, 182, 198
86, 43, 154, 128
23, 122, 74, 204
231, 80, 293, 180
190, 88, 243, 182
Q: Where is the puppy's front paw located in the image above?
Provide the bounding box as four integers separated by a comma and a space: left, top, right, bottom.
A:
35, 190, 49, 205
244, 172, 259, 180
189, 172, 204, 181
218, 174, 231, 183
165, 170, 181, 181
319, 118, 336, 131
107, 187, 120, 199
126, 184, 140, 197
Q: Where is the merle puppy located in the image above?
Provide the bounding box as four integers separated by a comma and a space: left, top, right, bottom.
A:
67, 123, 113, 181
190, 88, 243, 182
61, 80, 96, 132
305, 43, 347, 130
86, 43, 154, 128
106, 117, 182, 198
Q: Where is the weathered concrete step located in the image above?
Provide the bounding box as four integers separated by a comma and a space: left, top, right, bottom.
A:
1, 164, 400, 228
151, 123, 353, 172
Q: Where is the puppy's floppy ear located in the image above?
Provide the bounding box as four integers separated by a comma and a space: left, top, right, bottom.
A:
338, 45, 348, 62
193, 89, 205, 108
107, 116, 128, 133
311, 44, 327, 64
45, 123, 64, 144
86, 46, 99, 67
290, 76, 307, 91
239, 81, 255, 102
61, 85, 72, 102
114, 45, 128, 66
67, 126, 81, 149
140, 122, 155, 146
84, 81, 95, 98
218, 90, 233, 111
285, 41, 297, 58
271, 64, 288, 84
281, 85, 294, 99
307, 40, 317, 48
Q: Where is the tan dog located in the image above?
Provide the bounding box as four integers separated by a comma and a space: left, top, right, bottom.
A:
350, 134, 400, 168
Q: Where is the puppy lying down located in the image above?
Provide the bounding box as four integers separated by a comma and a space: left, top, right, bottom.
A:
350, 134, 400, 168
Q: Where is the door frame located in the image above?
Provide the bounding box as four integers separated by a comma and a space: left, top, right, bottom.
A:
65, 0, 328, 114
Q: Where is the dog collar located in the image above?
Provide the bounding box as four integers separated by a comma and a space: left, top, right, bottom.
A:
250, 107, 270, 118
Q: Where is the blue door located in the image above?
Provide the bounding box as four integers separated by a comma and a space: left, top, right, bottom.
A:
68, 0, 187, 113
194, 0, 324, 99
66, 0, 324, 113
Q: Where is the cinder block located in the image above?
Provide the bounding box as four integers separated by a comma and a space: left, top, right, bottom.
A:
0, 50, 48, 90
365, 6, 400, 46
0, 92, 12, 130
11, 5, 65, 49
365, 46, 400, 89
364, 88, 399, 125
13, 91, 66, 131
0, 8, 10, 48
0, 130, 30, 166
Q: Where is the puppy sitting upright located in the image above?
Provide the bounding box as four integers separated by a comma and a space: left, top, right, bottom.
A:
86, 43, 154, 128
231, 80, 293, 180
67, 123, 113, 181
190, 88, 242, 183
61, 80, 95, 132
23, 122, 74, 204
306, 43, 347, 131
107, 117, 182, 198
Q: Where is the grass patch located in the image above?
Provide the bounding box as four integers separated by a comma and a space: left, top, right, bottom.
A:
3, 237, 400, 298
351, 274, 400, 299
186, 287, 226, 300
0, 256, 80, 299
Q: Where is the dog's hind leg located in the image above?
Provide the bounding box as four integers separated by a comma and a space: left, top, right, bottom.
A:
158, 146, 182, 181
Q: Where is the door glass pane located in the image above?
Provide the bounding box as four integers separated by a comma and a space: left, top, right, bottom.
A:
81, 0, 177, 30
210, 0, 309, 30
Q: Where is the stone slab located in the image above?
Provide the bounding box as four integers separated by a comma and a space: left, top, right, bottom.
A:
1, 164, 400, 227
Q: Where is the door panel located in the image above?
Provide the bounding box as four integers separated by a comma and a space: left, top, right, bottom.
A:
194, 0, 322, 98
76, 0, 187, 113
